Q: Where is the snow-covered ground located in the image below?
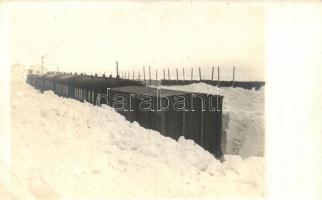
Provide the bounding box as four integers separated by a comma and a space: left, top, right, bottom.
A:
1, 65, 265, 199
159, 83, 265, 158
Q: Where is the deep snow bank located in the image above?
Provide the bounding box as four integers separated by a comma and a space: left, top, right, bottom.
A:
159, 83, 265, 158
5, 66, 265, 198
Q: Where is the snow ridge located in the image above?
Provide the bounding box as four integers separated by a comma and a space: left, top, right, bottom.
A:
6, 65, 265, 198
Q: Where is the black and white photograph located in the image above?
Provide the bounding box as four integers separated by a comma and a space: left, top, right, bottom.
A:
0, 1, 321, 199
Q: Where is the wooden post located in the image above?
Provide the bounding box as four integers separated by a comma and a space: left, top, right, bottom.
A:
138, 70, 140, 81
149, 65, 151, 85
183, 68, 185, 81
168, 68, 170, 80
199, 67, 202, 81
211, 66, 214, 81
217, 66, 220, 87
163, 68, 165, 80
156, 69, 158, 85
176, 68, 178, 81
116, 61, 119, 78
232, 66, 235, 87
133, 70, 134, 80
41, 56, 43, 74
191, 68, 193, 81
143, 66, 146, 82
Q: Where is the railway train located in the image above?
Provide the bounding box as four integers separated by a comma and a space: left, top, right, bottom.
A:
26, 71, 224, 160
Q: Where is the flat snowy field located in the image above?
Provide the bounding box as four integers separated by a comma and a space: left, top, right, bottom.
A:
0, 66, 265, 199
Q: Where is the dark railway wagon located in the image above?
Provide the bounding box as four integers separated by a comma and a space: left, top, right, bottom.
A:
53, 73, 78, 98
44, 73, 63, 92
26, 73, 37, 87
26, 72, 224, 159
35, 74, 47, 91
72, 75, 143, 105
108, 86, 223, 158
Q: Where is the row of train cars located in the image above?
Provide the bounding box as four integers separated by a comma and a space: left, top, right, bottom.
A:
26, 72, 224, 159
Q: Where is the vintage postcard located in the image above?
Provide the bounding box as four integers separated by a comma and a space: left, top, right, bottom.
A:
0, 1, 321, 199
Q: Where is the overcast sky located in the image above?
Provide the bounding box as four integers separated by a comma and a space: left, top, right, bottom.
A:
8, 1, 264, 76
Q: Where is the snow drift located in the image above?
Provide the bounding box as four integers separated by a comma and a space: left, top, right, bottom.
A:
159, 83, 265, 158
1, 65, 265, 199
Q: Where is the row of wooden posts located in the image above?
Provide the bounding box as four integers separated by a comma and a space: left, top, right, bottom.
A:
118, 66, 236, 86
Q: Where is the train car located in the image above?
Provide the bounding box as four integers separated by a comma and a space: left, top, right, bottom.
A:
25, 71, 224, 159
26, 73, 37, 87
53, 73, 78, 98
43, 73, 62, 92
109, 86, 224, 158
72, 74, 143, 105
35, 74, 47, 92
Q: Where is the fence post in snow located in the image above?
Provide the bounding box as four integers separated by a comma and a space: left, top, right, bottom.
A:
232, 66, 235, 87
199, 67, 202, 81
176, 68, 178, 81
116, 61, 119, 78
149, 66, 151, 85
191, 68, 193, 81
138, 70, 140, 81
211, 66, 214, 81
183, 68, 185, 81
168, 68, 170, 80
156, 69, 158, 85
218, 66, 220, 87
133, 70, 134, 80
143, 66, 146, 82
163, 68, 165, 80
